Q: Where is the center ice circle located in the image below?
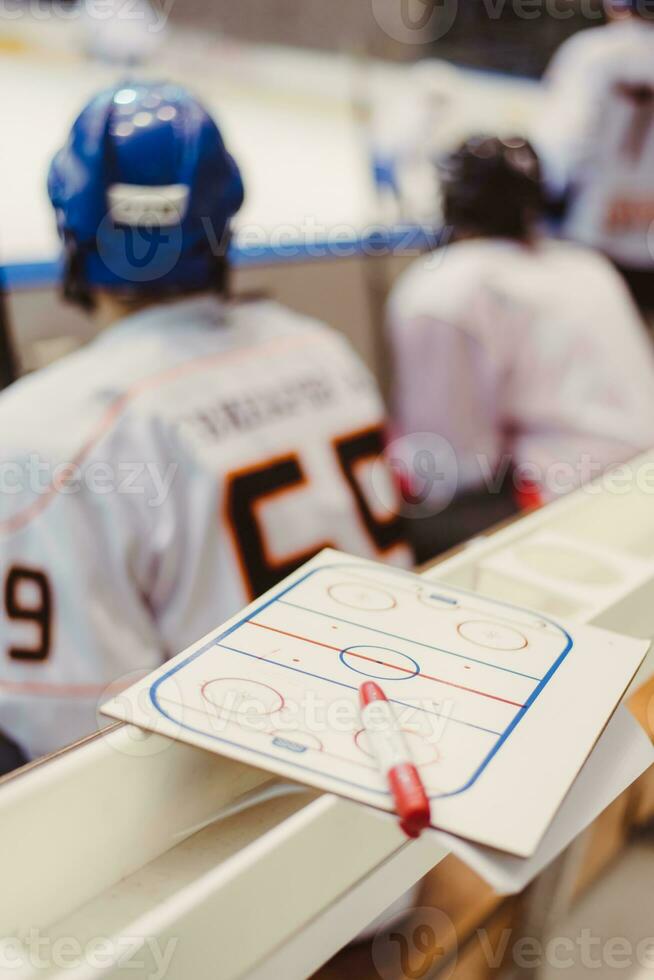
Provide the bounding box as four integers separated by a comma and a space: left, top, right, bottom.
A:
340, 645, 419, 681
201, 677, 284, 718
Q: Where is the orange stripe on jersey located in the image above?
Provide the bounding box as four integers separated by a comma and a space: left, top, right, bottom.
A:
0, 670, 141, 698
0, 332, 324, 538
0, 679, 107, 698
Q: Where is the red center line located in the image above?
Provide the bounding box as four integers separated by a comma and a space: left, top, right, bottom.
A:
248, 621, 524, 708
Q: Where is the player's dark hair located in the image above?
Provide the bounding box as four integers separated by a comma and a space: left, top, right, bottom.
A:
439, 136, 546, 242
61, 238, 232, 313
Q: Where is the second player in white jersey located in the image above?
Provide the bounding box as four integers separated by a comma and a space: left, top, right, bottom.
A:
534, 11, 654, 269
387, 137, 654, 511
389, 238, 654, 495
0, 83, 410, 762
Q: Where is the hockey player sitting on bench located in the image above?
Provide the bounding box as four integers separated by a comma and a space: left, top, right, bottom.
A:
386, 136, 654, 561
0, 82, 410, 770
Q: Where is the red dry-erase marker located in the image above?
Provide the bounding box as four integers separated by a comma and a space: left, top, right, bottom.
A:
359, 681, 431, 838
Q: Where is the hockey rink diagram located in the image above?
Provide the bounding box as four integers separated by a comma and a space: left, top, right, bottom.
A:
149, 562, 573, 799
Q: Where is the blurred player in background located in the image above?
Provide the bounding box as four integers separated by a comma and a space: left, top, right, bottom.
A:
0, 82, 410, 768
369, 60, 463, 225
387, 136, 654, 561
81, 0, 165, 65
534, 0, 654, 315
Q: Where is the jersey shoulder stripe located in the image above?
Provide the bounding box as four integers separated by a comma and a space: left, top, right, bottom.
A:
0, 328, 351, 538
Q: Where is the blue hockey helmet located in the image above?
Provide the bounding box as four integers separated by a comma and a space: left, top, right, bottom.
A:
48, 81, 244, 299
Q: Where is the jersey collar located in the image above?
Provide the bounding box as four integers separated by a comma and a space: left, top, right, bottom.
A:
93, 295, 228, 348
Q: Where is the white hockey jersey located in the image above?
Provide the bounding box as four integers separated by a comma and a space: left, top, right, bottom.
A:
387, 238, 654, 502
534, 18, 654, 267
0, 296, 409, 759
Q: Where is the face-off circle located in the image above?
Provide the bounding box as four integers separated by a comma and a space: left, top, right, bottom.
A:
354, 728, 441, 767
457, 620, 528, 651
340, 645, 419, 681
201, 678, 284, 719
327, 582, 396, 612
